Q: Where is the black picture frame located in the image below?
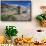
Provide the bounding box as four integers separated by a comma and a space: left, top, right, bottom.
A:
1, 1, 31, 21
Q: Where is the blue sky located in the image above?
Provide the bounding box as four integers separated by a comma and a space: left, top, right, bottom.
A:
1, 1, 31, 7
0, 1, 1, 5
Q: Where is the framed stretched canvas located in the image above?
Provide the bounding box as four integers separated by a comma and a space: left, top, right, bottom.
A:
1, 1, 31, 21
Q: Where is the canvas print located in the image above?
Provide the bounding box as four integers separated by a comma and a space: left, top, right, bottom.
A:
1, 1, 31, 21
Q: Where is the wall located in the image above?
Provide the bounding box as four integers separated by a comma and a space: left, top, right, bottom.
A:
0, 0, 46, 42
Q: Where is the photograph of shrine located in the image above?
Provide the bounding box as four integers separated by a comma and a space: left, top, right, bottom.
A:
1, 1, 31, 21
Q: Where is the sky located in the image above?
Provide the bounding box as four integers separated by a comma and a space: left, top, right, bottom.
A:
1, 1, 31, 7
1, 0, 31, 1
